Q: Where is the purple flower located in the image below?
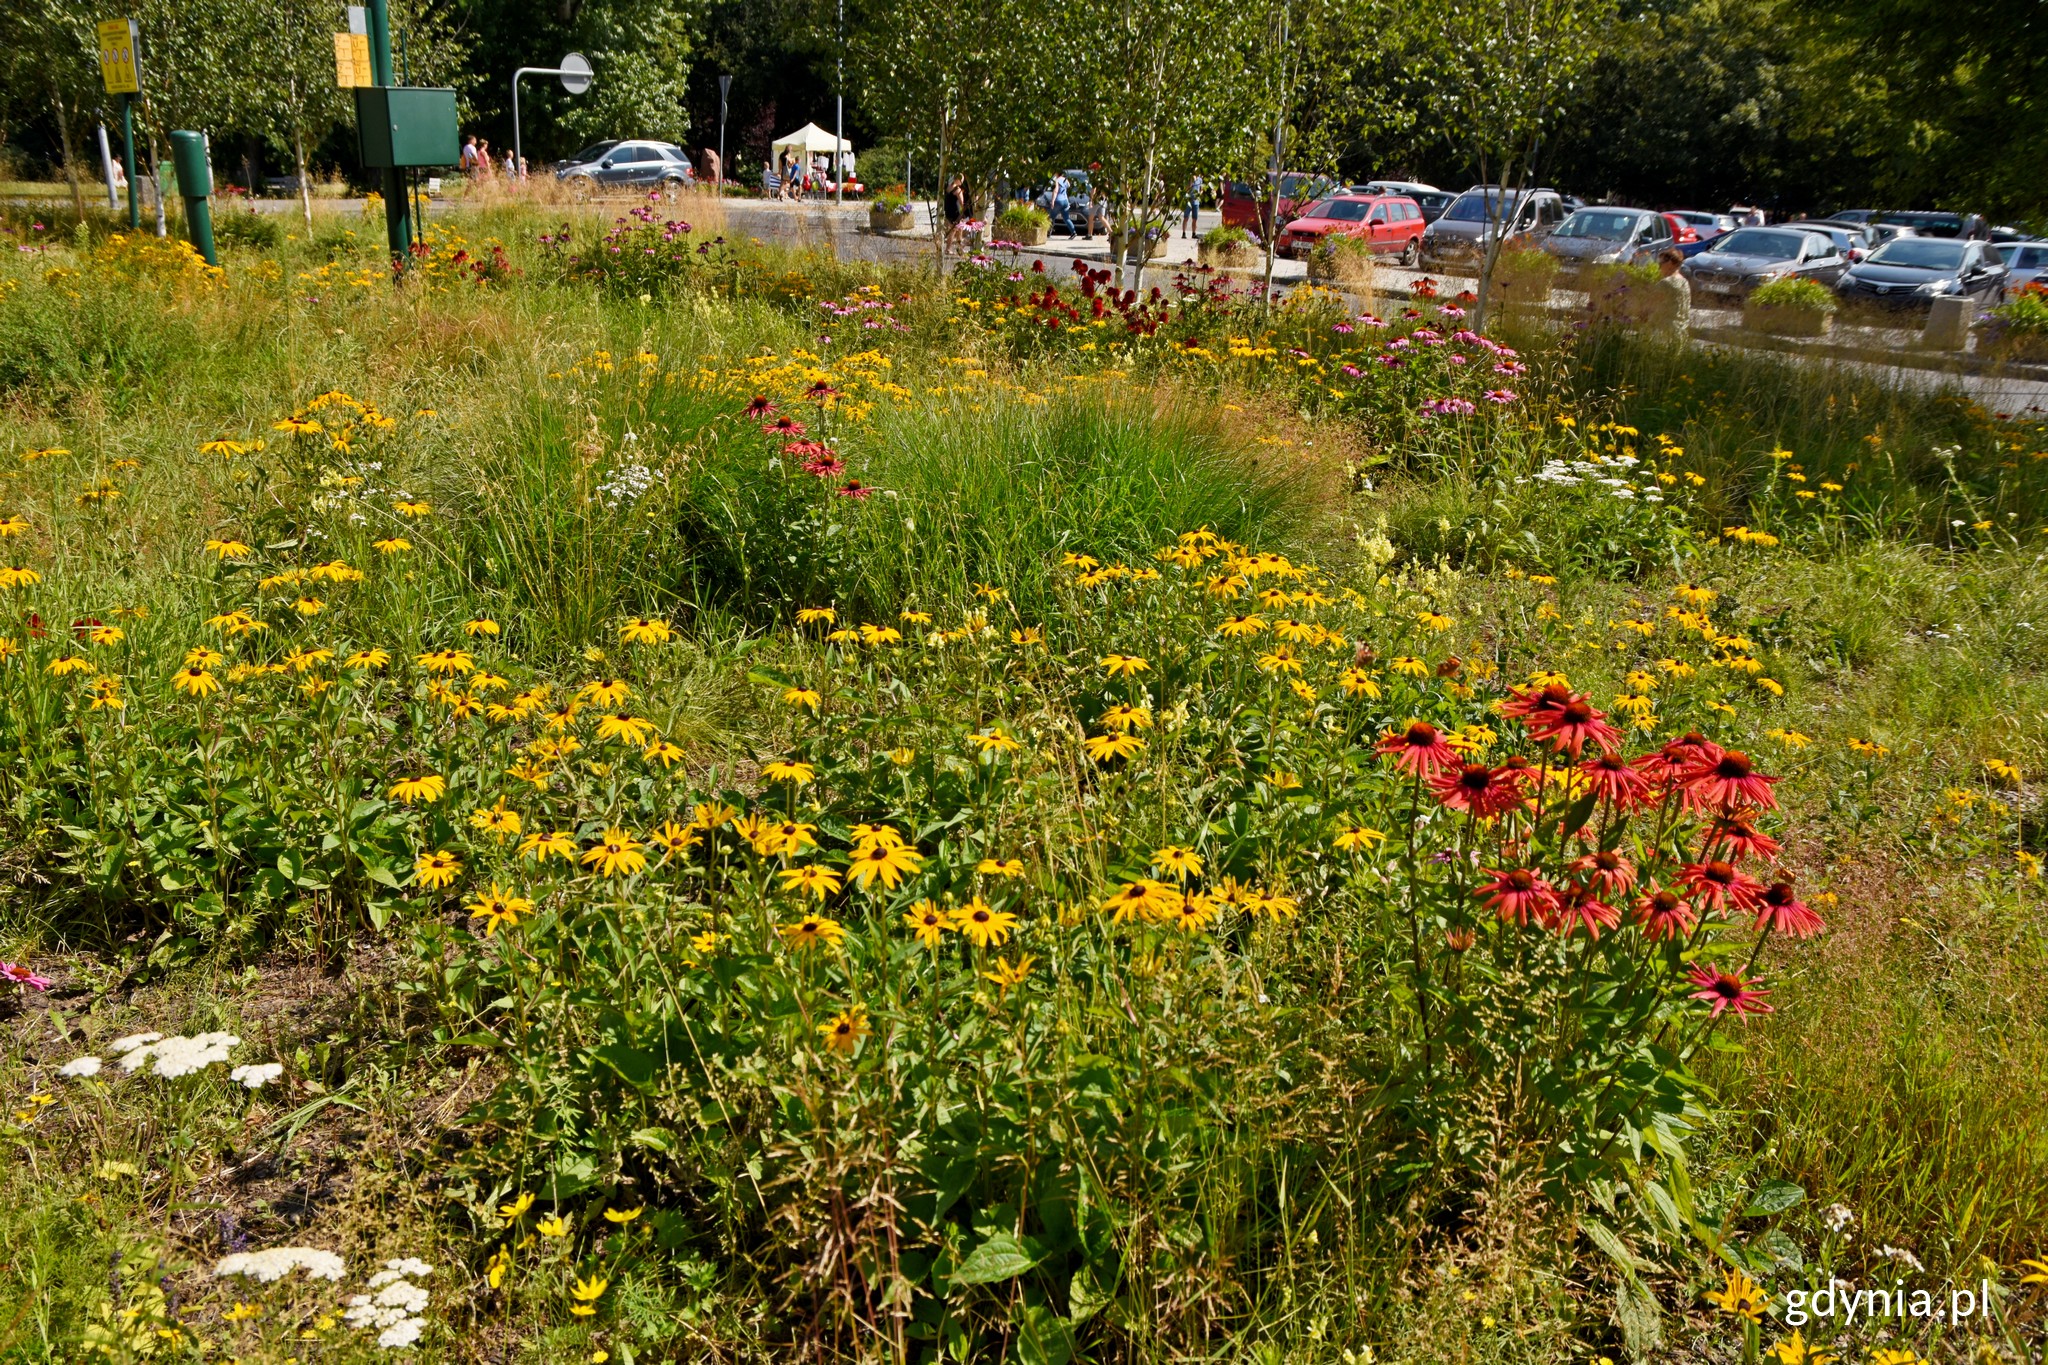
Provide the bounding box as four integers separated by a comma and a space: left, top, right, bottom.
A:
1341, 364, 1362, 377
1448, 354, 1468, 365
1484, 389, 1519, 403
1420, 397, 1476, 418
1376, 355, 1406, 369
2, 963, 51, 991
1333, 322, 1354, 334
1438, 305, 1466, 319
1495, 361, 1528, 376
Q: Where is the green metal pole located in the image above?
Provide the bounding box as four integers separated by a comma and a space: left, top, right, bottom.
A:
121, 93, 138, 230
364, 0, 411, 264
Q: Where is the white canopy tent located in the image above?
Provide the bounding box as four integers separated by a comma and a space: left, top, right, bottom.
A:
770, 123, 853, 169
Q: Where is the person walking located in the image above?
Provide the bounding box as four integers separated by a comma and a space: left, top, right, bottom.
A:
1651, 248, 1692, 335
459, 135, 480, 174
1051, 172, 1076, 239
1182, 174, 1205, 238
475, 139, 493, 179
943, 173, 969, 248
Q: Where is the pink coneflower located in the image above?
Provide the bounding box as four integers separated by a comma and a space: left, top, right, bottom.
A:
1376, 721, 1460, 777
837, 480, 874, 499
1682, 749, 1780, 812
1580, 752, 1654, 809
1632, 886, 1696, 941
1571, 848, 1637, 896
1679, 859, 1764, 914
1478, 866, 1560, 926
1503, 682, 1574, 723
802, 454, 846, 477
743, 395, 776, 418
764, 415, 806, 436
1753, 881, 1825, 939
2, 962, 51, 991
1530, 696, 1621, 759
1553, 883, 1621, 940
1686, 963, 1773, 1017
1706, 811, 1781, 863
1484, 388, 1519, 403
1430, 763, 1524, 817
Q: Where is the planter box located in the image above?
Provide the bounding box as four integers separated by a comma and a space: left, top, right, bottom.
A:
1109, 231, 1167, 263
1744, 302, 1833, 337
996, 221, 1049, 246
1198, 241, 1259, 269
868, 205, 914, 233
1307, 251, 1374, 288
1986, 333, 2048, 365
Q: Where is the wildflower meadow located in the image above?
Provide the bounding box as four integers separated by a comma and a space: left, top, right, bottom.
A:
1, 198, 2045, 1364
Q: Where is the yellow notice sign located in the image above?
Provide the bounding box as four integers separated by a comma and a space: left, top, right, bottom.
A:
97, 18, 139, 94
334, 32, 372, 87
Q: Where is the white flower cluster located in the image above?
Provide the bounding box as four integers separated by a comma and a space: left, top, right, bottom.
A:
596, 462, 663, 509
57, 1032, 284, 1087
1520, 455, 1665, 503
215, 1246, 348, 1283
344, 1258, 435, 1349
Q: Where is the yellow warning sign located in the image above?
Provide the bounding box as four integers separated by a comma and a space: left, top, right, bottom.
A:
334, 32, 372, 87
97, 18, 139, 94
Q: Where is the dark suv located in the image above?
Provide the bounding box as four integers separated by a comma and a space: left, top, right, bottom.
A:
555, 140, 693, 192
1419, 186, 1569, 269
1871, 210, 1988, 240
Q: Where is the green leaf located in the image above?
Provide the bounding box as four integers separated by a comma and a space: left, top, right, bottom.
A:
628, 1127, 677, 1153
1615, 1273, 1664, 1358
1741, 1179, 1805, 1218
590, 1042, 658, 1089
951, 1231, 1039, 1286
1069, 1259, 1116, 1325
1580, 1216, 1651, 1273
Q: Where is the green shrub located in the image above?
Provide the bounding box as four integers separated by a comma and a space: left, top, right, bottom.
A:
1986, 286, 2048, 337
211, 207, 284, 250
870, 184, 909, 214
1747, 276, 1836, 313
1200, 224, 1253, 250
992, 203, 1049, 238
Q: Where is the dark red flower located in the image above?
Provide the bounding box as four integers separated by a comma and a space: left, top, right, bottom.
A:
1501, 682, 1574, 723
837, 480, 874, 499
1634, 731, 1725, 792
1753, 881, 1825, 939
1580, 752, 1654, 809
1686, 963, 1773, 1017
1444, 927, 1477, 952
1679, 859, 1764, 914
1477, 866, 1559, 926
1430, 762, 1524, 817
1706, 810, 1781, 863
1552, 883, 1621, 940
1571, 848, 1637, 896
1682, 749, 1780, 812
1532, 696, 1621, 758
743, 395, 776, 418
1376, 721, 1460, 777
1632, 886, 1696, 941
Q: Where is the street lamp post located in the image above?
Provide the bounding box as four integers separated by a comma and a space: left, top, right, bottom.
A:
834, 0, 844, 205
718, 74, 731, 188
512, 53, 593, 180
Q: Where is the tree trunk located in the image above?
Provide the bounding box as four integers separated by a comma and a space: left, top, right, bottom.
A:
147, 132, 167, 236
1261, 0, 1291, 312
295, 128, 314, 231
51, 85, 86, 225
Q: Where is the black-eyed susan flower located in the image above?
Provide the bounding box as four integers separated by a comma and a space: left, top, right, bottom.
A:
47, 655, 92, 676
1099, 878, 1179, 925
848, 842, 924, 891
389, 774, 447, 804
780, 913, 845, 950
982, 954, 1035, 991
413, 849, 463, 890
902, 900, 950, 947
950, 897, 1017, 948
518, 829, 577, 862
1332, 820, 1385, 852
1702, 1267, 1766, 1323
1339, 667, 1381, 699
343, 648, 390, 670
203, 538, 252, 560
976, 857, 1025, 880
1084, 731, 1145, 762
783, 686, 822, 712
1246, 888, 1299, 920
647, 820, 698, 859
966, 728, 1021, 756
1151, 845, 1203, 881
0, 517, 27, 538
819, 1005, 868, 1054
581, 828, 646, 878
689, 802, 737, 831
1099, 653, 1149, 678
0, 566, 43, 590
87, 676, 124, 710
1256, 646, 1303, 675
850, 823, 903, 850
643, 739, 685, 768
1217, 614, 1266, 638
795, 607, 836, 626
1099, 704, 1152, 732
463, 618, 500, 637
470, 802, 522, 838
416, 649, 473, 675
899, 609, 933, 625
372, 538, 411, 555
394, 500, 431, 517
171, 665, 220, 696
619, 616, 672, 644
595, 713, 656, 746
466, 885, 532, 936
759, 759, 815, 785
778, 864, 843, 899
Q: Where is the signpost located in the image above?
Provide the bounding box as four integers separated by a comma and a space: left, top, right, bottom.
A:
95, 17, 140, 229
717, 74, 731, 189
510, 54, 593, 184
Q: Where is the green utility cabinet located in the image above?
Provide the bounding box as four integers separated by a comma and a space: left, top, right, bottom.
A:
354, 86, 460, 167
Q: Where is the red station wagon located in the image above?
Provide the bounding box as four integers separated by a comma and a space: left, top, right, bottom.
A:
1220, 172, 1337, 237
1276, 194, 1427, 264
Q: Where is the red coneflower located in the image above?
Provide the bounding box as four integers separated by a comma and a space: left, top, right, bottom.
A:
837, 480, 875, 499
1526, 693, 1621, 758
1632, 886, 1696, 941
1502, 682, 1573, 723
1706, 810, 1781, 863
764, 415, 806, 436
1686, 963, 1773, 1017
806, 380, 840, 400
1580, 752, 1655, 809
1476, 866, 1559, 926
1753, 880, 1826, 939
1681, 749, 1780, 813
1430, 762, 1524, 817
1679, 859, 1764, 914
743, 394, 776, 418
1634, 731, 1725, 792
1571, 848, 1637, 896
1443, 927, 1477, 952
1376, 720, 1460, 778
1552, 883, 1622, 940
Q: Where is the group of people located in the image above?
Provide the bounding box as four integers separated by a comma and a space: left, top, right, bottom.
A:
459, 136, 526, 181
764, 150, 856, 201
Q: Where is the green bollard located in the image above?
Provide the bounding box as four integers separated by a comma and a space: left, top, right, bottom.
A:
167, 130, 217, 267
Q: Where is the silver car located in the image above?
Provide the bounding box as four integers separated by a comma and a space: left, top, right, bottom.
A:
555, 140, 694, 193
1419, 186, 1569, 269
1540, 207, 1676, 279
1680, 227, 1850, 303
2002, 241, 2048, 299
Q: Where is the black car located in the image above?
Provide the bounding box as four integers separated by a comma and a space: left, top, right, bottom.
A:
1680, 227, 1850, 303
1835, 237, 2009, 311
1824, 208, 1878, 225
1871, 209, 1988, 240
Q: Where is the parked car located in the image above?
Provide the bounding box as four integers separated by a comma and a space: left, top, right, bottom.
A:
1276, 194, 1427, 264
1418, 186, 1569, 269
1783, 220, 1874, 262
1031, 170, 1105, 233
1871, 209, 1987, 239
1835, 236, 2010, 311
1221, 172, 1338, 236
1538, 207, 1676, 278
2001, 241, 2048, 298
1349, 180, 1454, 223
1666, 210, 1735, 257
555, 140, 693, 192
1989, 224, 2034, 244
1660, 213, 1700, 245
1680, 226, 1850, 302
1824, 208, 1878, 225
1863, 222, 1917, 247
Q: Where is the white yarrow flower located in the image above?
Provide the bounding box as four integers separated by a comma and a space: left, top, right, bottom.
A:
377, 1317, 425, 1349
215, 1246, 347, 1283
228, 1062, 283, 1089
59, 1056, 103, 1077
108, 1032, 162, 1054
